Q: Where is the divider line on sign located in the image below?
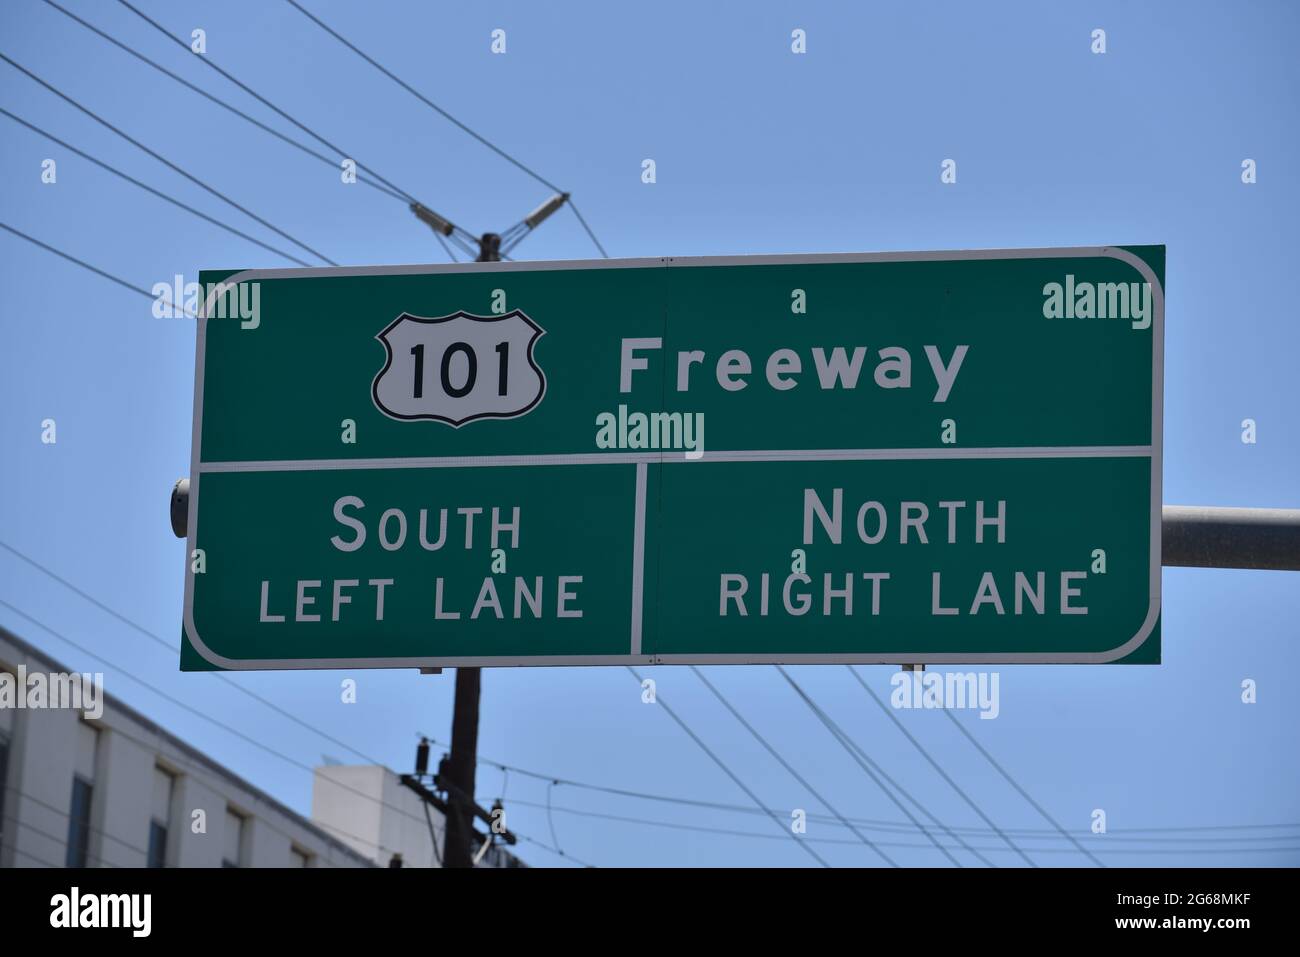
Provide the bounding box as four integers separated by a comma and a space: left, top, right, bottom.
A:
196, 445, 1155, 473
630, 462, 647, 655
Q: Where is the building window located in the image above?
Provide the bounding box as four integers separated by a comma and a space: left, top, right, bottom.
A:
0, 730, 10, 846
66, 776, 93, 867
222, 808, 246, 868
66, 721, 99, 868
0, 672, 13, 848
290, 846, 312, 868
147, 767, 175, 868
147, 822, 167, 869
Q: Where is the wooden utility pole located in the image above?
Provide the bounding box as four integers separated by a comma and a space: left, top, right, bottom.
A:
442, 666, 482, 868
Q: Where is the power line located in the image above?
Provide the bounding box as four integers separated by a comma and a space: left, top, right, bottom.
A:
0, 597, 444, 851
48, 0, 535, 264
545, 780, 561, 852
75, 3, 589, 259
11, 807, 120, 868
0, 594, 536, 866
689, 666, 897, 867
43, 721, 389, 866
530, 778, 590, 866
3, 782, 152, 861
4, 780, 348, 869
11, 845, 66, 869
0, 598, 362, 796
0, 219, 191, 313
846, 665, 1035, 866
526, 791, 1300, 848
282, 0, 561, 192
943, 707, 1107, 868
777, 666, 976, 867
503, 798, 1300, 856
40, 0, 466, 264
281, 0, 609, 259
112, 744, 396, 868
0, 688, 391, 866
10, 546, 1248, 868
0, 50, 335, 266
115, 0, 480, 249
0, 542, 458, 833
38, 1, 506, 271
0, 538, 1284, 863
567, 200, 609, 258
420, 801, 444, 867
115, 0, 407, 202
0, 538, 384, 770
515, 833, 596, 868
436, 233, 459, 262
424, 728, 906, 824
38, 0, 408, 204
0, 107, 313, 266
1, 205, 1255, 871
413, 728, 1300, 842
0, 542, 552, 866
627, 666, 831, 867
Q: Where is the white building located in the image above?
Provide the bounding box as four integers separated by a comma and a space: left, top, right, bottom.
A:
0, 625, 372, 868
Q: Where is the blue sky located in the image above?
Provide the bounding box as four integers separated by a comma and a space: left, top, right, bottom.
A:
1, 0, 1298, 867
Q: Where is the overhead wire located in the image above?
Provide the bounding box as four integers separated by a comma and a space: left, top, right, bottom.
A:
0, 107, 314, 266
280, 0, 609, 258
114, 0, 480, 251
942, 706, 1107, 868
0, 220, 194, 314
38, 0, 408, 203
627, 666, 831, 867
411, 728, 1300, 843
777, 665, 976, 866
846, 665, 1035, 866
0, 538, 568, 866
689, 666, 897, 867
0, 50, 336, 266
1, 531, 1290, 864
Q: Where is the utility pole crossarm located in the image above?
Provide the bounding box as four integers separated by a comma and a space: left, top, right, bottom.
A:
433, 775, 518, 845
397, 773, 450, 817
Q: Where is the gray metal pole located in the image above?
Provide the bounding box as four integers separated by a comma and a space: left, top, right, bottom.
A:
169, 483, 1300, 571
1161, 505, 1300, 570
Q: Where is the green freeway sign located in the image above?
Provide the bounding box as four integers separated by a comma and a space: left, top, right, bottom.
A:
180, 246, 1164, 671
